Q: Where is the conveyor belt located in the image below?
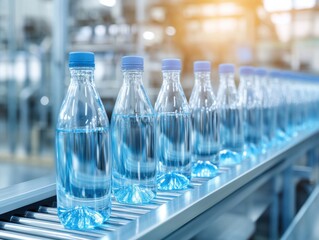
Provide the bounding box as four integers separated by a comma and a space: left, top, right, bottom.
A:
0, 180, 210, 240
0, 128, 319, 240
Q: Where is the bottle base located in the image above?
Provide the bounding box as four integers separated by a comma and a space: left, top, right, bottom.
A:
276, 130, 290, 143
243, 144, 258, 161
192, 161, 218, 178
219, 150, 242, 167
113, 185, 156, 204
157, 172, 190, 190
58, 206, 110, 230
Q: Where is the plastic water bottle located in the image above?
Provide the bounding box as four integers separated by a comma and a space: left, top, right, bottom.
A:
155, 59, 192, 190
238, 66, 263, 158
111, 56, 156, 204
56, 52, 111, 229
269, 71, 290, 143
217, 64, 244, 166
189, 61, 220, 178
255, 68, 276, 149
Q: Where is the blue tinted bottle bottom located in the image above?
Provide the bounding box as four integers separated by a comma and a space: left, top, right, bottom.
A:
219, 150, 242, 167
157, 172, 190, 190
243, 144, 258, 161
113, 185, 156, 204
192, 160, 218, 178
276, 130, 290, 143
58, 206, 110, 230
262, 136, 274, 150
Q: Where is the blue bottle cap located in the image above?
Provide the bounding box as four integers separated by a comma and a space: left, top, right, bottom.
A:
239, 66, 254, 75
122, 56, 144, 70
194, 61, 211, 72
69, 52, 95, 68
162, 59, 181, 71
219, 64, 235, 74
255, 68, 267, 76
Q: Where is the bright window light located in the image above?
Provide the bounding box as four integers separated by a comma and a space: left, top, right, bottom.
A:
263, 0, 292, 12
271, 13, 291, 25
143, 31, 155, 40
294, 0, 316, 10
99, 0, 116, 7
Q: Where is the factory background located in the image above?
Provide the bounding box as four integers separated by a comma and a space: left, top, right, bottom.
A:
1, 0, 319, 239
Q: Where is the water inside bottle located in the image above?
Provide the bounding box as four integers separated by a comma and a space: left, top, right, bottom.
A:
56, 127, 111, 229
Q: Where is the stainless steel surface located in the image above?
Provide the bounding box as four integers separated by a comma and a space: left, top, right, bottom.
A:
0, 229, 46, 240
0, 163, 52, 189
0, 128, 318, 239
282, 184, 319, 240
0, 174, 55, 215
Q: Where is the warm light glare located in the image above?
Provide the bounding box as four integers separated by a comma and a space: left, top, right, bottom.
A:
143, 31, 155, 40
165, 26, 176, 36
264, 0, 316, 12
275, 25, 291, 42
294, 0, 316, 9
271, 13, 291, 25
218, 3, 241, 16
99, 0, 116, 7
263, 0, 292, 12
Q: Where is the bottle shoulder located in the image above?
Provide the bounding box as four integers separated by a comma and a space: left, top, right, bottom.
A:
57, 82, 109, 129
217, 85, 241, 108
155, 81, 190, 113
189, 87, 217, 110
113, 81, 155, 115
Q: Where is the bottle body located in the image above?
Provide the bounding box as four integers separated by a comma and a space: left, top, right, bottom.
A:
217, 68, 244, 166
190, 69, 220, 178
239, 68, 263, 158
262, 105, 276, 146
257, 70, 277, 148
56, 64, 111, 229
271, 73, 290, 143
111, 65, 156, 204
156, 67, 191, 190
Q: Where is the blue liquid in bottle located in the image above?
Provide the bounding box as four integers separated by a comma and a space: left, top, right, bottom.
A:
190, 61, 220, 178
243, 107, 263, 156
262, 106, 276, 147
217, 64, 244, 166
111, 56, 157, 204
56, 52, 111, 230
156, 59, 191, 190
255, 68, 277, 150
239, 66, 263, 159
269, 71, 290, 143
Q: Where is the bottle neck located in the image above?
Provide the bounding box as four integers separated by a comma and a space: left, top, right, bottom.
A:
70, 67, 94, 83
123, 70, 143, 84
162, 70, 181, 83
220, 73, 235, 87
240, 74, 254, 87
194, 71, 210, 84
256, 75, 267, 88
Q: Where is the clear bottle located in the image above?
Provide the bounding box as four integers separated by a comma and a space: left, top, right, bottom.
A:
269, 71, 290, 143
189, 61, 220, 178
284, 72, 299, 137
155, 59, 192, 190
238, 66, 263, 159
111, 56, 157, 204
217, 64, 244, 166
56, 52, 111, 229
255, 68, 276, 149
